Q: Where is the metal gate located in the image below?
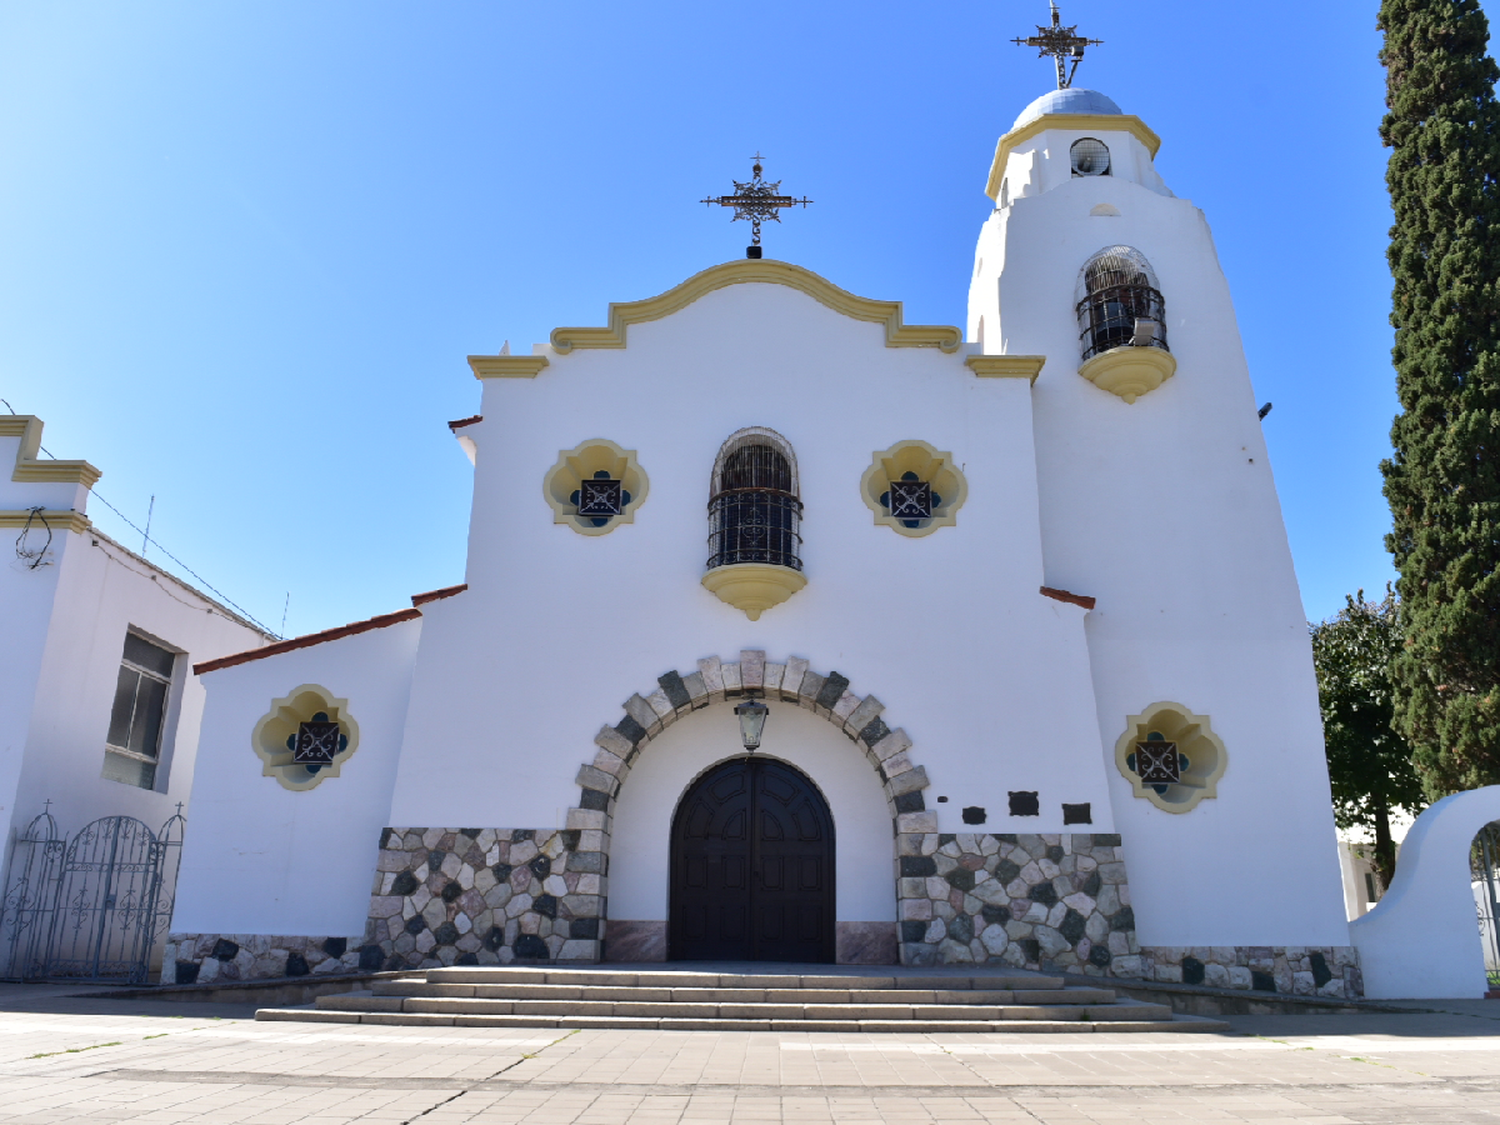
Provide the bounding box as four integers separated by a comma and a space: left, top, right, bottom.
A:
0, 805, 185, 983
1472, 821, 1500, 990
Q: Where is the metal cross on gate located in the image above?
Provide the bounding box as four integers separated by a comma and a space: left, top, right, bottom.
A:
1012, 2, 1103, 90
700, 155, 813, 259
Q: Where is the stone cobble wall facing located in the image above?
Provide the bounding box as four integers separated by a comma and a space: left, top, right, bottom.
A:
366, 827, 604, 968
1137, 945, 1362, 1000
897, 832, 1136, 973
163, 933, 376, 985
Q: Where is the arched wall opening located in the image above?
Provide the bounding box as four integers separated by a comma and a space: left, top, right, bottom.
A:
609, 703, 894, 963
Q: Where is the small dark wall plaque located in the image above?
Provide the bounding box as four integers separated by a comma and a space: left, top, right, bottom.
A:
1062, 802, 1092, 825
961, 806, 986, 825
1008, 791, 1040, 817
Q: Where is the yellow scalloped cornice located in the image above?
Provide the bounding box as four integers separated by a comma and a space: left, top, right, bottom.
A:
0, 508, 90, 533
550, 260, 964, 355
965, 355, 1046, 384
468, 355, 550, 380
0, 416, 101, 488
986, 114, 1163, 202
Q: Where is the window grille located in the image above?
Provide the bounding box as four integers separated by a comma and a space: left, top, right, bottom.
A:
1075, 245, 1168, 361
1070, 137, 1111, 177
707, 428, 802, 571
103, 632, 175, 790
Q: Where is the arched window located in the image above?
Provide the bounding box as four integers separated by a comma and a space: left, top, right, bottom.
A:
1075, 245, 1168, 361
707, 427, 802, 572
1070, 137, 1111, 177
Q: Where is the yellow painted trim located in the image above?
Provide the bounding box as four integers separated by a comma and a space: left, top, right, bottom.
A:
702, 563, 807, 621
1114, 701, 1227, 814
251, 683, 363, 793
1078, 347, 1177, 404
542, 438, 650, 536
1, 415, 101, 487
0, 509, 90, 533
468, 355, 550, 380
859, 440, 969, 538
550, 260, 964, 354
965, 355, 1046, 384
985, 114, 1163, 201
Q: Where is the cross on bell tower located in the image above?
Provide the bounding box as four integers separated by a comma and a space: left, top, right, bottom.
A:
1012, 2, 1103, 90
700, 155, 813, 260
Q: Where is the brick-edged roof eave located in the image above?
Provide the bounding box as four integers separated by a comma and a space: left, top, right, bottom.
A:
193, 607, 423, 675
193, 582, 470, 675
1040, 585, 1096, 611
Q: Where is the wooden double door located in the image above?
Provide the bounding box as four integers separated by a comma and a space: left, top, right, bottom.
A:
669, 756, 835, 962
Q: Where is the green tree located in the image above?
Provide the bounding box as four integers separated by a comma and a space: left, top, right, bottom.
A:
1310, 589, 1426, 890
1379, 0, 1500, 798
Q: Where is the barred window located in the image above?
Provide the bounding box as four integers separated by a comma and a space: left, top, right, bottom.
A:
707, 428, 802, 572
103, 631, 176, 789
1075, 245, 1169, 361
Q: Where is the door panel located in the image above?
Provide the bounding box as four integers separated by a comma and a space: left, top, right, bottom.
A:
669, 757, 835, 962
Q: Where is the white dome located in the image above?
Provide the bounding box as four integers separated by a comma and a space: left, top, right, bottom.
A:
1010, 88, 1123, 132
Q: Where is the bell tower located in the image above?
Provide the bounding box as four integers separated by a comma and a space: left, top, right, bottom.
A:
969, 72, 1350, 951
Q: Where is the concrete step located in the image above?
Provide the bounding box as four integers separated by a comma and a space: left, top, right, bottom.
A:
364, 981, 1118, 1006
310, 991, 1173, 1023
254, 967, 1215, 1033
420, 968, 1067, 991
254, 1005, 1228, 1033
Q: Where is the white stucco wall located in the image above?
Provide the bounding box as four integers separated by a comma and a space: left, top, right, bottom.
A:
609, 703, 895, 924
968, 108, 1349, 947
1351, 788, 1500, 999
387, 282, 1113, 841
172, 618, 420, 937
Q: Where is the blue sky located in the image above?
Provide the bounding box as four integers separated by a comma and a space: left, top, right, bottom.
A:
1, 0, 1397, 638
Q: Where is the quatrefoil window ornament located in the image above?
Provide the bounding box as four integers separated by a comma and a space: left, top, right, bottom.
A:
253, 685, 361, 791
1115, 703, 1224, 813
572, 472, 628, 524
544, 440, 649, 536
861, 441, 967, 538
290, 713, 347, 773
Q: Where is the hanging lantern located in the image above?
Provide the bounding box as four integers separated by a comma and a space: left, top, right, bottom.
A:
734, 695, 768, 752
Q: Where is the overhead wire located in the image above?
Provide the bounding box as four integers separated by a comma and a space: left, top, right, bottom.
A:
1, 399, 278, 637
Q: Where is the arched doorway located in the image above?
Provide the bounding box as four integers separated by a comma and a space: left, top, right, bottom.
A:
669, 756, 835, 962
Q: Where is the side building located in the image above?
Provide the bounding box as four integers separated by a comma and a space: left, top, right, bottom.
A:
0, 414, 273, 981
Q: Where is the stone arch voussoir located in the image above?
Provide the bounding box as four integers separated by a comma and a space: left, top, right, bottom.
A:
569, 650, 932, 839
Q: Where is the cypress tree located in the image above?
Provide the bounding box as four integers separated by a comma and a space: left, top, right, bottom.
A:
1380, 0, 1500, 798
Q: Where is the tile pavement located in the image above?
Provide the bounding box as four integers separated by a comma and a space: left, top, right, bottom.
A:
0, 985, 1496, 1122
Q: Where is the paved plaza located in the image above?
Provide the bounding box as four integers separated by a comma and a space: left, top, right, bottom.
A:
0, 986, 1496, 1123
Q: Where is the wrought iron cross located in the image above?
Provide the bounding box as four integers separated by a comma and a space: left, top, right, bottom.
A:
701, 155, 813, 259
1012, 2, 1103, 90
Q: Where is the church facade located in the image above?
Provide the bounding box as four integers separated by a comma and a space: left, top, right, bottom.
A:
166, 87, 1361, 999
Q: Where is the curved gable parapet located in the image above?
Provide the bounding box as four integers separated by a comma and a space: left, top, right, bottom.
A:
549, 260, 964, 355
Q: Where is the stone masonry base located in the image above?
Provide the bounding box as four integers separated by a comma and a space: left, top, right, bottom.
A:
164, 934, 376, 985
366, 827, 602, 969
897, 832, 1135, 974
1136, 945, 1362, 1000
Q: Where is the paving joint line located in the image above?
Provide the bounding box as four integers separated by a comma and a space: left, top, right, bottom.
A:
398, 1024, 579, 1123
77, 1073, 1488, 1097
